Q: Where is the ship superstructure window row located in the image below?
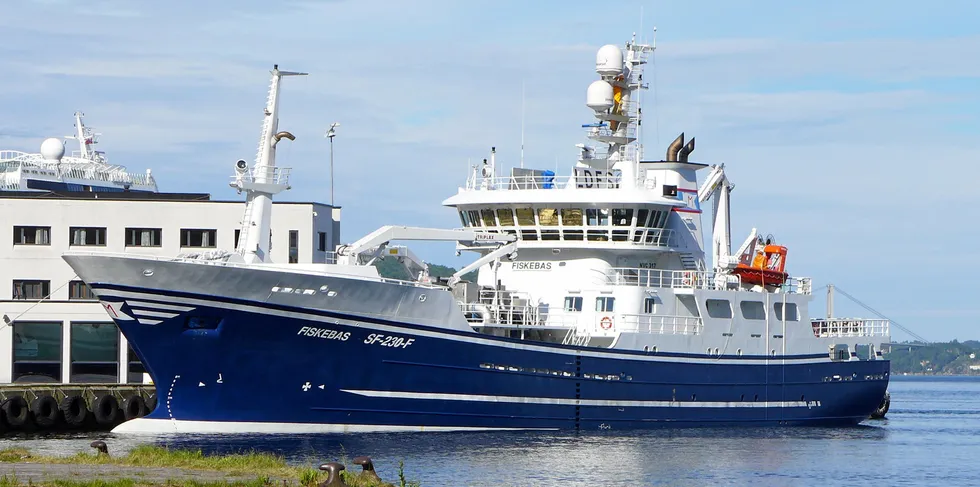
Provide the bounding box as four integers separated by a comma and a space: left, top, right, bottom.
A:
457, 206, 672, 244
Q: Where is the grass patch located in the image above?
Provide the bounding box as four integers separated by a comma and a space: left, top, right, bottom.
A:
0, 446, 419, 487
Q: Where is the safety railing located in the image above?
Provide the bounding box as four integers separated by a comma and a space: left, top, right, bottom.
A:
810, 319, 890, 338
604, 268, 736, 290
615, 314, 703, 335
231, 166, 292, 187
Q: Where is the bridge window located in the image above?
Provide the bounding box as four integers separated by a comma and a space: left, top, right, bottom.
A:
595, 296, 615, 312
586, 209, 609, 226
740, 301, 766, 320
636, 209, 649, 227
612, 209, 633, 226
564, 296, 583, 312
537, 208, 559, 226
515, 208, 535, 225
459, 211, 469, 227
520, 229, 538, 240
496, 209, 515, 226
706, 299, 733, 319
13, 226, 50, 245
560, 208, 583, 226
467, 210, 482, 226
481, 209, 497, 227
774, 302, 799, 321
564, 230, 584, 241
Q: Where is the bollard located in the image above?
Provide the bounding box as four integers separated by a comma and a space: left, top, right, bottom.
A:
317, 462, 348, 487
352, 456, 382, 481
89, 440, 108, 456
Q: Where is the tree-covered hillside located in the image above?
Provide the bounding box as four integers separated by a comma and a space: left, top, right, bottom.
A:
373, 256, 477, 283
887, 340, 980, 374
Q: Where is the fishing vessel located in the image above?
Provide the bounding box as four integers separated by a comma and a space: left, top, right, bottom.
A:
1, 112, 157, 193
63, 35, 890, 434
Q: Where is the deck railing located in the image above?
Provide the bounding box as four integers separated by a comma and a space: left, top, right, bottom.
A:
616, 314, 703, 335
604, 267, 813, 294
811, 318, 890, 338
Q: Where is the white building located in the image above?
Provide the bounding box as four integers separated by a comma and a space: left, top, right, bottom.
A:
0, 190, 341, 385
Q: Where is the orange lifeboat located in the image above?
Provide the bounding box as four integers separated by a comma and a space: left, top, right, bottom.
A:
731, 244, 788, 286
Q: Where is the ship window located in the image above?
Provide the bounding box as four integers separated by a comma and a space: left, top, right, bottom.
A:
468, 210, 482, 226
125, 228, 162, 247
740, 301, 766, 320
612, 209, 633, 226
564, 296, 583, 312
657, 211, 670, 228
234, 229, 241, 248
496, 209, 515, 226
636, 209, 650, 227
560, 208, 583, 226
520, 229, 538, 241
774, 302, 799, 321
318, 232, 327, 252
70, 322, 119, 383
69, 227, 106, 246
459, 211, 469, 227
180, 229, 217, 248
643, 297, 657, 314
706, 299, 733, 319
515, 208, 535, 225
632, 228, 645, 242
563, 230, 584, 241
595, 297, 615, 312
12, 321, 62, 383
68, 280, 96, 300
481, 209, 497, 226
586, 209, 609, 226
12, 280, 50, 300
541, 229, 560, 240
538, 208, 559, 226
587, 230, 608, 241
13, 226, 50, 245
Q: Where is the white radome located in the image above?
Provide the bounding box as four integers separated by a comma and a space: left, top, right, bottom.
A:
595, 44, 624, 76
40, 137, 65, 161
586, 80, 614, 113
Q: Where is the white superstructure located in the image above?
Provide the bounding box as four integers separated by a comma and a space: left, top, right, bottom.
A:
0, 192, 340, 385
0, 112, 158, 193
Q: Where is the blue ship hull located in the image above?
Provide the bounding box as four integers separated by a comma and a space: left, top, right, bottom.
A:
95, 283, 890, 433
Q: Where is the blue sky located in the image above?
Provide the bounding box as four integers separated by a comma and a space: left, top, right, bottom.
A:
2, 0, 979, 341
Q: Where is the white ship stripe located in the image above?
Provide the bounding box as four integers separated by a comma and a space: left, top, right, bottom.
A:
138, 319, 163, 325
126, 300, 194, 312
98, 288, 836, 366
111, 418, 554, 435
340, 389, 820, 409
131, 309, 180, 319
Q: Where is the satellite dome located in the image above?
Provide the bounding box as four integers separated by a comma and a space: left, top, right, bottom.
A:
40, 137, 65, 161
596, 44, 624, 77
586, 80, 614, 113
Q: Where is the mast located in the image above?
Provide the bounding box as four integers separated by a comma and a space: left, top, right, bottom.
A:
231, 65, 307, 264
66, 112, 99, 161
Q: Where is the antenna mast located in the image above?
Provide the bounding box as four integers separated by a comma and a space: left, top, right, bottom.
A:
520, 80, 525, 169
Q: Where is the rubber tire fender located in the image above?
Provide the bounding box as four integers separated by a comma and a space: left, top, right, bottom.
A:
2, 396, 30, 428
31, 395, 60, 428
92, 395, 120, 425
145, 393, 158, 413
60, 394, 89, 426
122, 395, 147, 420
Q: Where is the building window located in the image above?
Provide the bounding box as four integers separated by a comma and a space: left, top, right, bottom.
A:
69, 227, 106, 246
68, 280, 96, 300
12, 321, 62, 383
563, 296, 583, 312
13, 226, 50, 245
12, 280, 50, 300
288, 230, 299, 263
234, 229, 241, 248
127, 343, 147, 384
595, 296, 615, 313
643, 297, 657, 314
318, 232, 327, 252
180, 229, 216, 248
125, 228, 162, 247
70, 322, 119, 383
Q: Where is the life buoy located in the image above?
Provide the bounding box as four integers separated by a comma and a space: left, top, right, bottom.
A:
681, 271, 693, 286
2, 396, 30, 428
92, 395, 120, 425
600, 316, 613, 330
31, 395, 60, 428
122, 395, 147, 421
60, 395, 88, 426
